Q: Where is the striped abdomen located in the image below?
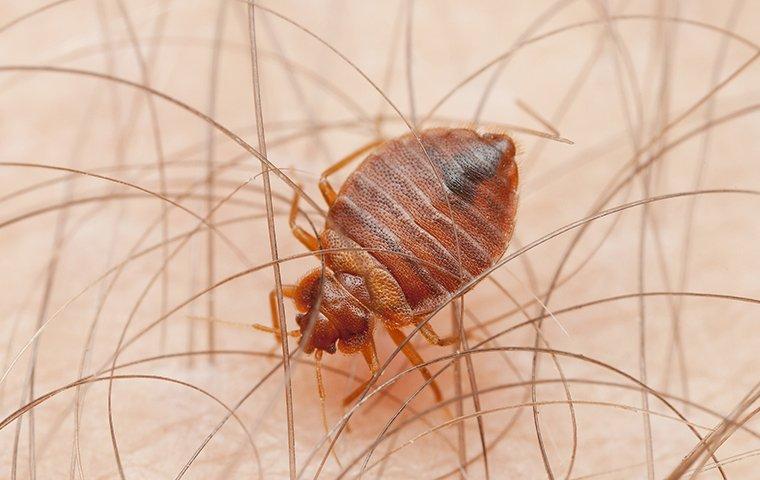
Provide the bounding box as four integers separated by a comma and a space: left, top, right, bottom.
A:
323, 128, 519, 316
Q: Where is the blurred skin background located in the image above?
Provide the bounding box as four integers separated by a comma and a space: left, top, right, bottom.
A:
0, 1, 758, 478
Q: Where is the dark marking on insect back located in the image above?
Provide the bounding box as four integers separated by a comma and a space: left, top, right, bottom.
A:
441, 142, 502, 201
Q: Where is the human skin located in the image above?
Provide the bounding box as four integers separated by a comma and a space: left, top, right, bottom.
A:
0, 1, 758, 479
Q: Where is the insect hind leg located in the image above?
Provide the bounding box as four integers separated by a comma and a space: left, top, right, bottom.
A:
319, 139, 384, 206
415, 317, 459, 347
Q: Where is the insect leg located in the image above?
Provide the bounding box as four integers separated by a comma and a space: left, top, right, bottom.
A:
268, 286, 298, 344
342, 340, 380, 406
385, 326, 443, 402
319, 139, 384, 206
289, 186, 320, 251
415, 318, 460, 347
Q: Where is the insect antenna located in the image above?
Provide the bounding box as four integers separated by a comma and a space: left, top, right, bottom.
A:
315, 350, 344, 468
186, 315, 301, 338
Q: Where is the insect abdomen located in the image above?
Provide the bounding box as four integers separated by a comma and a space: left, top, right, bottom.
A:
325, 128, 519, 314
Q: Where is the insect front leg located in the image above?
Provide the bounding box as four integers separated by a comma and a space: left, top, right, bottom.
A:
342, 340, 380, 406
266, 286, 299, 344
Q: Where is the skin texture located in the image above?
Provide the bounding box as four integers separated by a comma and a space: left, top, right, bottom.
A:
0, 1, 759, 479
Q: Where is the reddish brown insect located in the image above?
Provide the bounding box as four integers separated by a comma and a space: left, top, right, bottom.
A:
255, 127, 519, 405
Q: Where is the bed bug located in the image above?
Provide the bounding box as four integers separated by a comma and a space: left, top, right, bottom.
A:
253, 127, 519, 406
